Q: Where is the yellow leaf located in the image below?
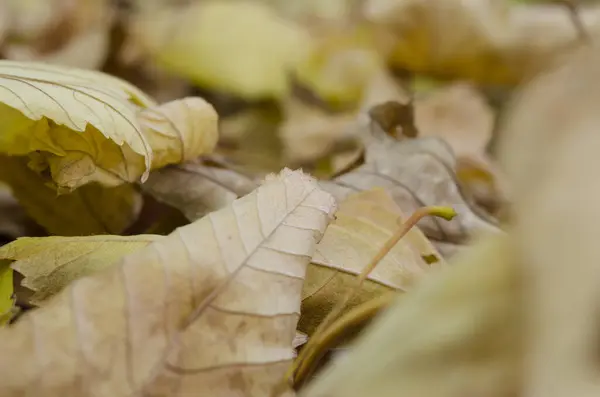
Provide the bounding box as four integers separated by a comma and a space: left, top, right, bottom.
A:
301, 234, 519, 397
0, 235, 160, 305
0, 168, 336, 396
0, 260, 14, 326
0, 155, 142, 236
131, 1, 312, 100
300, 188, 444, 335
0, 60, 218, 190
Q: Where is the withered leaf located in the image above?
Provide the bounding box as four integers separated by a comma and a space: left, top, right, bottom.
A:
0, 235, 160, 305
320, 128, 500, 257
0, 155, 142, 236
300, 188, 445, 335
0, 168, 336, 397
142, 161, 258, 221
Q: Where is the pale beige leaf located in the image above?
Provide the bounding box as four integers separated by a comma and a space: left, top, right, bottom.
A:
320, 129, 500, 257
301, 234, 519, 397
0, 155, 142, 236
300, 188, 445, 334
0, 168, 336, 397
0, 235, 160, 305
142, 161, 258, 220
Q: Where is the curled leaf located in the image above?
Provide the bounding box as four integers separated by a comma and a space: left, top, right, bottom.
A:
0, 155, 142, 236
0, 61, 218, 190
0, 235, 160, 305
0, 168, 336, 397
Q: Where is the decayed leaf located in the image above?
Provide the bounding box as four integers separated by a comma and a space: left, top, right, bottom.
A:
130, 0, 312, 99
320, 128, 500, 257
0, 60, 218, 190
0, 261, 14, 326
300, 188, 445, 335
142, 162, 258, 221
365, 0, 600, 85
301, 234, 520, 397
0, 235, 160, 305
0, 156, 142, 236
0, 168, 336, 397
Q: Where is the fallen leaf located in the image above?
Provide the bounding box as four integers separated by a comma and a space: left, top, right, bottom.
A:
0, 60, 219, 190
130, 0, 312, 99
0, 168, 336, 397
300, 188, 445, 335
0, 155, 143, 236
301, 234, 519, 397
320, 127, 500, 257
142, 161, 258, 221
0, 261, 14, 326
364, 0, 600, 85
0, 235, 160, 305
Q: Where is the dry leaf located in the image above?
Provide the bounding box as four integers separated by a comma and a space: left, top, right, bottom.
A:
0, 235, 160, 305
364, 0, 600, 85
0, 168, 336, 397
0, 156, 142, 236
301, 234, 520, 397
142, 162, 258, 221
300, 188, 445, 335
0, 60, 218, 190
130, 0, 312, 99
321, 128, 500, 257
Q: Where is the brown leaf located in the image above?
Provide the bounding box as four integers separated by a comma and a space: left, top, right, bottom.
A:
320, 128, 500, 257
142, 161, 258, 221
0, 168, 336, 397
300, 188, 444, 335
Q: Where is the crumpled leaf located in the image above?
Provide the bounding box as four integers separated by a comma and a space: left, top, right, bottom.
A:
0, 60, 218, 190
301, 234, 519, 397
0, 235, 160, 305
300, 188, 445, 335
142, 161, 258, 221
320, 127, 500, 257
130, 0, 312, 99
0, 155, 142, 236
365, 0, 600, 85
0, 261, 14, 326
4, 0, 114, 69
0, 168, 336, 397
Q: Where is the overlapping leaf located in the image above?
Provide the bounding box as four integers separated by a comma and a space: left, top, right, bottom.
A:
0, 235, 160, 305
300, 188, 445, 334
0, 155, 142, 236
320, 127, 501, 257
0, 168, 336, 397
0, 61, 218, 190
